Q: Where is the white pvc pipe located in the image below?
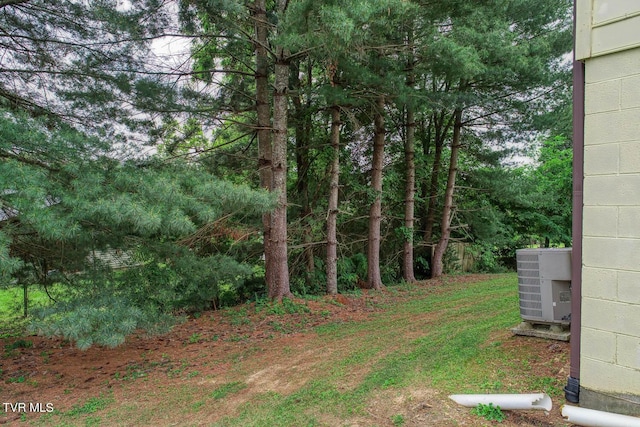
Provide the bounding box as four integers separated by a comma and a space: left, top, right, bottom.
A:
449, 393, 552, 411
561, 405, 640, 427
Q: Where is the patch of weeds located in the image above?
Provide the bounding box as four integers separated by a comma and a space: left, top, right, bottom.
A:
386, 287, 401, 297
211, 381, 247, 399
84, 416, 102, 426
225, 307, 251, 326
391, 414, 405, 426
283, 298, 311, 314
226, 334, 249, 343
394, 280, 416, 291
314, 322, 343, 335
480, 380, 504, 392
325, 298, 344, 306
344, 288, 362, 297
66, 393, 113, 417
269, 320, 289, 334
167, 359, 189, 378
191, 400, 205, 411
167, 363, 188, 378
36, 412, 56, 423
41, 350, 51, 363
382, 378, 398, 388
188, 333, 202, 344
531, 376, 563, 396
5, 339, 32, 350
295, 317, 309, 328
471, 403, 506, 423
320, 310, 332, 318
365, 299, 384, 310
113, 362, 152, 382
258, 298, 311, 315
186, 370, 200, 379
257, 299, 284, 315
7, 375, 26, 383
124, 364, 147, 381
0, 330, 22, 339
231, 316, 251, 326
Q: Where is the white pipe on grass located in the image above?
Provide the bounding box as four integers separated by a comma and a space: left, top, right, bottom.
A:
449, 393, 552, 411
561, 405, 640, 427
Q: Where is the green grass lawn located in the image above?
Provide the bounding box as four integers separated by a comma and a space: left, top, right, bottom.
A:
4, 274, 571, 426
212, 275, 529, 426
0, 284, 56, 337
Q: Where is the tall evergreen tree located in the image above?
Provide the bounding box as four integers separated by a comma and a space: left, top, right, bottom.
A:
0, 1, 277, 348
419, 0, 572, 277
326, 104, 342, 295
269, 0, 292, 298
401, 22, 418, 284
253, 0, 275, 291
1, 108, 274, 348
178, 0, 297, 298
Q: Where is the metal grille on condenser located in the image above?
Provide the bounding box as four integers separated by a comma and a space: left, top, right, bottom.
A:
517, 255, 542, 318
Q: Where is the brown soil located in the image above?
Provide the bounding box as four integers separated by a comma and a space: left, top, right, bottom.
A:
0, 275, 573, 426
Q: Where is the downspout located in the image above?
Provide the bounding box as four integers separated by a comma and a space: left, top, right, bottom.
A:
562, 405, 640, 426
450, 394, 552, 411
564, 0, 585, 404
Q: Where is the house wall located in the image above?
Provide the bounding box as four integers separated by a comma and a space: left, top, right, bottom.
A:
577, 1, 640, 413
576, 0, 640, 60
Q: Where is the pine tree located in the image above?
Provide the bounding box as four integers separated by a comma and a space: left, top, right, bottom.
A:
418, 0, 572, 277
179, 0, 298, 298
1, 109, 274, 348
0, 1, 277, 348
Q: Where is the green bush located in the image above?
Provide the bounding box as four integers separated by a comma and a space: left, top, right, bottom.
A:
337, 253, 367, 291
467, 243, 509, 274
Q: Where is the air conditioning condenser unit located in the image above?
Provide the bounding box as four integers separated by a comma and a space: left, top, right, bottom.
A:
513, 248, 572, 340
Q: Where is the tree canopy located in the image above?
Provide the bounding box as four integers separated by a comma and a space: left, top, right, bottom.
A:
1, 0, 573, 348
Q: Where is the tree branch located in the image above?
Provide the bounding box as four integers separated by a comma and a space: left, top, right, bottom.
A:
0, 151, 60, 172
0, 0, 30, 8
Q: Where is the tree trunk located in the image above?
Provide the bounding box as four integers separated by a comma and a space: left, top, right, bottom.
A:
254, 0, 274, 289
402, 50, 416, 283
269, 0, 291, 298
366, 95, 385, 290
291, 59, 315, 279
326, 106, 341, 295
423, 109, 453, 244
403, 106, 417, 283
431, 108, 463, 278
